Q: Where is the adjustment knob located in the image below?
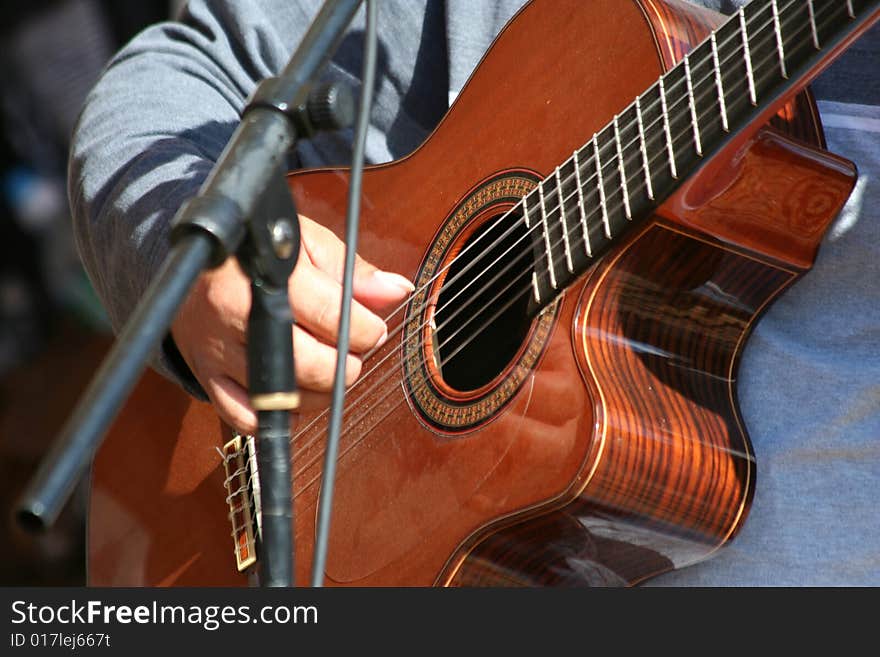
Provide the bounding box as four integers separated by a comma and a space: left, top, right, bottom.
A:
306, 81, 356, 132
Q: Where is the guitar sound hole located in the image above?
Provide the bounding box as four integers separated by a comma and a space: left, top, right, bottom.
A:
434, 215, 532, 392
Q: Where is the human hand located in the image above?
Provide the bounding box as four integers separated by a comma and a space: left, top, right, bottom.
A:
171, 214, 414, 434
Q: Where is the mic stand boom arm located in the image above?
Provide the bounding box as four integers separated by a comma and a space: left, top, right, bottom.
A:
15, 0, 363, 589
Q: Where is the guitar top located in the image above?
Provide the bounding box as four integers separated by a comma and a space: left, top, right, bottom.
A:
88, 0, 876, 586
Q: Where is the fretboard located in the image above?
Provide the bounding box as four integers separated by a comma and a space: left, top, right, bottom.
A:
521, 0, 878, 314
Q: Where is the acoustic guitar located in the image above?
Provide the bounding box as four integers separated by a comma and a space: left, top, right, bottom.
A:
88, 0, 879, 586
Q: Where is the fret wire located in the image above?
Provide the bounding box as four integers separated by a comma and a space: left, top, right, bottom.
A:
573, 149, 592, 257
525, 5, 837, 310
564, 25, 840, 262
710, 32, 730, 131
600, 2, 844, 192
554, 166, 574, 273
541, 3, 847, 271
635, 96, 655, 200
613, 114, 632, 219
449, 0, 849, 309
521, 194, 542, 303
530, 271, 541, 304
515, 3, 849, 303
658, 77, 678, 179
600, 4, 844, 220
683, 54, 703, 156
537, 182, 557, 289
846, 1, 855, 19
611, 0, 846, 187
555, 0, 844, 238
807, 0, 820, 49
739, 8, 758, 105
771, 0, 789, 78
289, 2, 861, 459
592, 134, 612, 238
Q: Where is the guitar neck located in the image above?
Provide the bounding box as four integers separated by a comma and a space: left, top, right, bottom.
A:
524, 0, 880, 313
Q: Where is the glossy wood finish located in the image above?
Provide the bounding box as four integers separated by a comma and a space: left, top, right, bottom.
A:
448, 221, 794, 586
642, 0, 827, 147
88, 0, 860, 586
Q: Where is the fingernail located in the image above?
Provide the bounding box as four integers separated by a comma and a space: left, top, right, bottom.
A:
373, 270, 415, 293
375, 325, 389, 348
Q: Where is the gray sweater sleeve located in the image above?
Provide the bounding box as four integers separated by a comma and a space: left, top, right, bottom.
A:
68, 0, 732, 397
68, 0, 318, 394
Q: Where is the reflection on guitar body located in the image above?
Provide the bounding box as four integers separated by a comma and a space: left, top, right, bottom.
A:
88, 0, 876, 586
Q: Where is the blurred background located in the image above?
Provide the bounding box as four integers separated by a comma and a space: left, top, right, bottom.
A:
0, 0, 185, 586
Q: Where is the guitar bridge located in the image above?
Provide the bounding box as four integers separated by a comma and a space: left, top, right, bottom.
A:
219, 433, 262, 572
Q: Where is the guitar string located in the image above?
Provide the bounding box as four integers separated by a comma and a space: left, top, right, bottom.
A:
203, 1, 845, 491
284, 0, 844, 472
282, 0, 843, 459
338, 0, 838, 397
282, 0, 847, 483
284, 3, 846, 489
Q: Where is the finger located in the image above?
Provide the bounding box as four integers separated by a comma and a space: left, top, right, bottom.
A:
199, 331, 358, 435
354, 269, 415, 311
204, 322, 363, 397
204, 374, 257, 436
198, 323, 361, 394
198, 333, 248, 388
300, 215, 381, 287
196, 258, 251, 338
299, 215, 414, 310
289, 258, 389, 353
293, 325, 363, 391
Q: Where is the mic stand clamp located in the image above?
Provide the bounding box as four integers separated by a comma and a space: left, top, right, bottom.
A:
237, 165, 300, 590
14, 0, 363, 591
171, 78, 355, 588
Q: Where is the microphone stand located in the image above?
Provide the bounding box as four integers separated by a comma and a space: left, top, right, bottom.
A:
15, 0, 363, 588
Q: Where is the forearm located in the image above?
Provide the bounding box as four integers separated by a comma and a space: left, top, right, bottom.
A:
68, 0, 312, 391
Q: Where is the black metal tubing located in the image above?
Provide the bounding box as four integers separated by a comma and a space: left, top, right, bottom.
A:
16, 233, 214, 531
15, 0, 364, 566
254, 409, 294, 587
310, 0, 378, 588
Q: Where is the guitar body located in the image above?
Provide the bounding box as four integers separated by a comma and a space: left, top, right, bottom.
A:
88, 0, 857, 586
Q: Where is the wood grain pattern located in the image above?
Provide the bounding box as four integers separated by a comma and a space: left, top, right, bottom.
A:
87, 0, 861, 587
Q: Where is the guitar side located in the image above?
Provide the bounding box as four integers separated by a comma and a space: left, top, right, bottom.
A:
87, 0, 857, 586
